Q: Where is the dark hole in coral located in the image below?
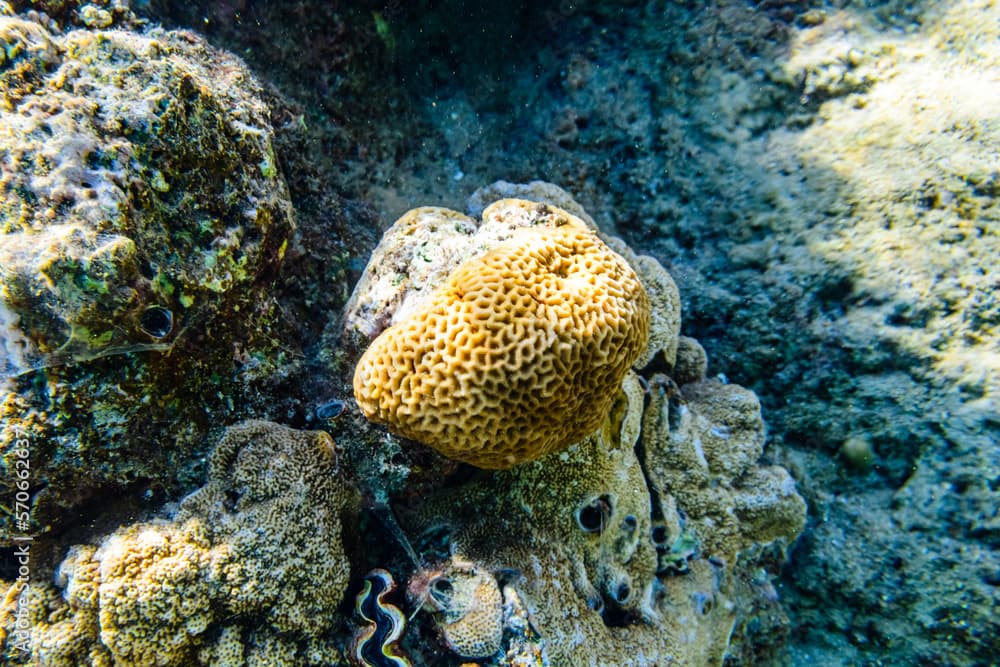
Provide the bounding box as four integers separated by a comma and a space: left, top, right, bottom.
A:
951, 477, 971, 494
651, 523, 669, 547
223, 488, 240, 512
139, 306, 173, 339
622, 514, 638, 531
587, 594, 604, 614
315, 400, 346, 420
576, 494, 612, 534
600, 600, 640, 628
138, 259, 156, 280
667, 396, 683, 432
694, 591, 713, 615
816, 273, 855, 308
429, 577, 454, 609
495, 568, 522, 587
613, 580, 631, 604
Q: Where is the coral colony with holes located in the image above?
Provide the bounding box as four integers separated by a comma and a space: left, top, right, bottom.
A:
3, 1, 996, 666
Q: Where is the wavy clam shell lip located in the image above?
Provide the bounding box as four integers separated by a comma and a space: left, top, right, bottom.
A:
351, 569, 413, 667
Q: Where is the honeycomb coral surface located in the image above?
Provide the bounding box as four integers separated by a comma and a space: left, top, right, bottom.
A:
354, 216, 649, 469
1, 421, 357, 667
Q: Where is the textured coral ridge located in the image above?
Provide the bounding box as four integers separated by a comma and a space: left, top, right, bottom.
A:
1, 421, 358, 667
353, 201, 649, 469
406, 364, 806, 666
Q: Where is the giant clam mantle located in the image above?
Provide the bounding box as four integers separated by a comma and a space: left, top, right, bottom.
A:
350, 569, 412, 667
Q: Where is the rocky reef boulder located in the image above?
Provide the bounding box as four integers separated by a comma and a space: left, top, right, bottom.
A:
0, 9, 298, 539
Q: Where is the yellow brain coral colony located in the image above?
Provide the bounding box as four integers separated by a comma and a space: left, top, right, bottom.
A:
353, 221, 650, 469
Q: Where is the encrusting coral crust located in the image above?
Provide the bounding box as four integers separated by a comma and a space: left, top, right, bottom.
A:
403, 362, 804, 666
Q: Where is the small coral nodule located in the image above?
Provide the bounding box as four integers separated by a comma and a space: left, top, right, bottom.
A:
350, 569, 412, 667
407, 559, 505, 659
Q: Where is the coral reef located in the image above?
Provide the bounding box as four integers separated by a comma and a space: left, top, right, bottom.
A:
403, 362, 803, 666
175, 420, 358, 637
8, 0, 985, 660
358, 1, 998, 662
3, 181, 801, 666
377, 184, 805, 666
0, 7, 304, 541
0, 420, 358, 666
351, 199, 649, 469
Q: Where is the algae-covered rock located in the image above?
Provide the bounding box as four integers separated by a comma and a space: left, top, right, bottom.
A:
0, 17, 292, 373
8, 1, 140, 31
0, 13, 296, 541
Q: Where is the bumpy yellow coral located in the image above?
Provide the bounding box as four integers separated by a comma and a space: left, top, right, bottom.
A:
0, 421, 356, 667
354, 222, 649, 469
93, 519, 222, 667
177, 420, 358, 636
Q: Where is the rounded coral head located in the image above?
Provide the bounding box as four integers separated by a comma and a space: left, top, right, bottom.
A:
353, 220, 649, 469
